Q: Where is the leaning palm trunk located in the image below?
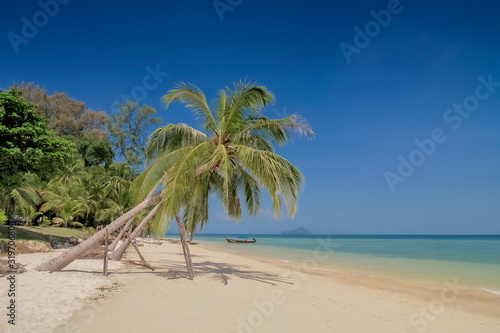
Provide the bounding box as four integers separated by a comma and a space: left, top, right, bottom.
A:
36, 189, 163, 272
108, 219, 134, 251
176, 214, 194, 280
109, 203, 161, 261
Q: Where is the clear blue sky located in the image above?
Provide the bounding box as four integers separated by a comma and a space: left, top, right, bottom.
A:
1, 0, 499, 234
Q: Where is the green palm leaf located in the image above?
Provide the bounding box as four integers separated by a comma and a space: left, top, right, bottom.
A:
161, 82, 217, 133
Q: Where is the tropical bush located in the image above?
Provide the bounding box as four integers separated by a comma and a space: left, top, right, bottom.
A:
0, 209, 7, 226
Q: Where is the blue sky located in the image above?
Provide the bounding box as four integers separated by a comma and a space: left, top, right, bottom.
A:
1, 0, 499, 234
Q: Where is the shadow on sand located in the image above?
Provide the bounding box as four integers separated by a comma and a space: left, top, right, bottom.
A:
61, 256, 296, 287
155, 259, 295, 286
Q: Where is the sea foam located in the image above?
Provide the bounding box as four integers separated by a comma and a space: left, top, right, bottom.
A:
481, 288, 500, 295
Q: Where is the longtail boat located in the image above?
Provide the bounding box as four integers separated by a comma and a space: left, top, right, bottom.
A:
224, 236, 257, 243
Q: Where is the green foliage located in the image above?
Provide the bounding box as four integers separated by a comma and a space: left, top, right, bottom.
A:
0, 160, 135, 228
108, 101, 162, 167
69, 221, 85, 228
71, 136, 115, 167
133, 80, 313, 237
0, 89, 77, 186
35, 161, 135, 228
0, 86, 138, 230
0, 173, 43, 222
0, 209, 7, 226
51, 217, 65, 226
40, 216, 51, 227
11, 82, 109, 140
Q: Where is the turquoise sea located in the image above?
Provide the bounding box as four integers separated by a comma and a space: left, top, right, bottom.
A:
192, 234, 500, 294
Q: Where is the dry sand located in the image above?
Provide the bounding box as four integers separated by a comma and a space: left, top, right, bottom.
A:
1, 239, 499, 333
0, 249, 122, 333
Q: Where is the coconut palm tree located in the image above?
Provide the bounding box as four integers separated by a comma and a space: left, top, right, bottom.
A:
131, 81, 313, 278
97, 167, 133, 223
37, 80, 313, 274
1, 173, 43, 223
38, 164, 90, 226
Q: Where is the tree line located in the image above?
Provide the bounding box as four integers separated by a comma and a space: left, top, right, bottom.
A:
0, 83, 161, 229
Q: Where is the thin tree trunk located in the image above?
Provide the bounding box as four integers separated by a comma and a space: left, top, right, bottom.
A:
109, 203, 161, 261
103, 229, 109, 276
108, 218, 134, 251
189, 230, 194, 243
176, 214, 194, 280
36, 188, 163, 272
131, 241, 154, 271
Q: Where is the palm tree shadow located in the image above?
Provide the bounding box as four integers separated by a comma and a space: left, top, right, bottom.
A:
155, 259, 295, 286
56, 256, 296, 287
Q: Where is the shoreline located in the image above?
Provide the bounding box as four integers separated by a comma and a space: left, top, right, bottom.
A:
195, 238, 500, 293
2, 239, 499, 332
196, 241, 500, 319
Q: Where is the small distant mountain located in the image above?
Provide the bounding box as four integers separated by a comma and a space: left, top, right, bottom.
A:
281, 227, 312, 235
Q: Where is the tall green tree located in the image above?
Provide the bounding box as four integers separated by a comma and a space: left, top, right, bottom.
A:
71, 136, 115, 167
0, 89, 77, 188
12, 82, 109, 140
132, 81, 314, 278
107, 101, 162, 167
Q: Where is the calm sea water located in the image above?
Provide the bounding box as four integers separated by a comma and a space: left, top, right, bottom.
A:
191, 234, 500, 293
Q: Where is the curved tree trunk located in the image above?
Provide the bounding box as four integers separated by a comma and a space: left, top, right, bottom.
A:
36, 189, 163, 272
109, 203, 161, 261
108, 218, 134, 252
176, 214, 194, 280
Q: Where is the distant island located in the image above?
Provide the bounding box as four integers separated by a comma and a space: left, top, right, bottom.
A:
281, 227, 312, 235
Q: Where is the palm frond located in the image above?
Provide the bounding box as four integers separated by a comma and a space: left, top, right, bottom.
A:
182, 172, 211, 234
220, 81, 274, 134
234, 144, 303, 217
235, 165, 261, 216
146, 123, 208, 163
161, 142, 212, 217
235, 114, 314, 146
130, 146, 194, 205
148, 199, 173, 238
162, 82, 217, 133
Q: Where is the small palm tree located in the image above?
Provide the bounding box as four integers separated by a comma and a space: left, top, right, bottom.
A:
97, 164, 134, 223
2, 173, 43, 223
132, 81, 313, 278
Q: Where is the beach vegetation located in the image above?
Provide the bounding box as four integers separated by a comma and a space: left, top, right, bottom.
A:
0, 86, 138, 230
0, 210, 7, 226
0, 89, 78, 188
107, 101, 162, 168
72, 136, 115, 167
11, 82, 109, 141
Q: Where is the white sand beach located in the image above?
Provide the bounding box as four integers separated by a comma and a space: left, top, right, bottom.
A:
2, 239, 499, 333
